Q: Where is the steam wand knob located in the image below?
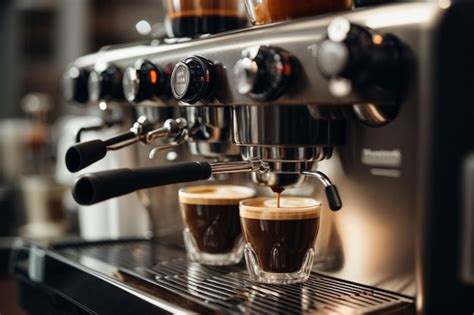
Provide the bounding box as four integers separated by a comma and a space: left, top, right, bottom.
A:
302, 171, 342, 211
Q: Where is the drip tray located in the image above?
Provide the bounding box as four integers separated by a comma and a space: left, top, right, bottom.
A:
57, 239, 414, 314
133, 259, 413, 314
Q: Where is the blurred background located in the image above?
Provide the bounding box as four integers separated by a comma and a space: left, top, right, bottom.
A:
0, 0, 165, 313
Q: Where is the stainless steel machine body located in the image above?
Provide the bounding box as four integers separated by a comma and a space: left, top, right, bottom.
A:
62, 2, 474, 313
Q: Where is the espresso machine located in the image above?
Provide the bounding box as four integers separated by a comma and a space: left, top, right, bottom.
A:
11, 1, 474, 314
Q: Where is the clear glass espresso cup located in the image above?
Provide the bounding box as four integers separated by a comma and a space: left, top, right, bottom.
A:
179, 185, 256, 265
163, 0, 248, 38
240, 197, 321, 284
244, 0, 352, 25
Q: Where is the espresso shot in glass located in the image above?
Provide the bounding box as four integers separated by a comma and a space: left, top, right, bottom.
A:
240, 197, 321, 284
179, 185, 256, 265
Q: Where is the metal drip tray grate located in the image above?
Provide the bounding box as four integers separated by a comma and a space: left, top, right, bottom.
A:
56, 239, 414, 314
142, 258, 413, 314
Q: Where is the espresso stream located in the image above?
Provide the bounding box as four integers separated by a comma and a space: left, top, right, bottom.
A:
271, 187, 285, 208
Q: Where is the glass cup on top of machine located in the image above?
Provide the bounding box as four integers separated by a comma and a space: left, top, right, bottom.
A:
240, 196, 321, 284
163, 0, 248, 38
179, 185, 256, 265
244, 0, 352, 25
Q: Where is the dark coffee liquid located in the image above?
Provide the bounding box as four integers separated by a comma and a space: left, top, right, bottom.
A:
241, 217, 319, 273
254, 0, 352, 25
181, 203, 241, 253
169, 15, 247, 38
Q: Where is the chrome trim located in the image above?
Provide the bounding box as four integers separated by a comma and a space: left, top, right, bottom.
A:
46, 251, 192, 314
210, 160, 268, 175
302, 170, 333, 187
353, 103, 399, 127
462, 153, 474, 284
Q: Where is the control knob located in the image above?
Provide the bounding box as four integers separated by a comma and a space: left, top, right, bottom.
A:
63, 66, 89, 104
171, 56, 216, 104
88, 64, 124, 102
234, 46, 295, 101
316, 17, 403, 101
123, 60, 169, 103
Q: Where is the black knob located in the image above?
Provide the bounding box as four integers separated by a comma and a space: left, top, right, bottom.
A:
316, 17, 403, 101
88, 64, 124, 102
63, 66, 89, 104
234, 46, 295, 101
170, 56, 216, 104
123, 59, 169, 103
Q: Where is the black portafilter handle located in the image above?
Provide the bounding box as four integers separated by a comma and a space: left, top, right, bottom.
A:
65, 131, 136, 173
72, 161, 212, 205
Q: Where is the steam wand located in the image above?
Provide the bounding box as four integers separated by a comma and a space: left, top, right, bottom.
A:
302, 171, 342, 211
65, 116, 188, 173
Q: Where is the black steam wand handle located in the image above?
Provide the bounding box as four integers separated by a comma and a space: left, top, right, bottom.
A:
302, 171, 342, 211
72, 161, 212, 205
65, 131, 137, 173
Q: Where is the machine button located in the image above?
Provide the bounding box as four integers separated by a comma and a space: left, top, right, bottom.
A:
88, 64, 124, 102
63, 66, 89, 104
234, 46, 295, 101
171, 56, 215, 104
123, 60, 169, 103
